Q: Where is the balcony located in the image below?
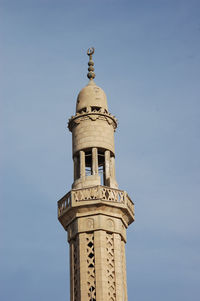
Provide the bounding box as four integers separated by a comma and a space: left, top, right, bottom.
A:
58, 185, 134, 219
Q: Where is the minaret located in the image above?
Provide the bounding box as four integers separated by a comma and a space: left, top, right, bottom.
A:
58, 48, 134, 301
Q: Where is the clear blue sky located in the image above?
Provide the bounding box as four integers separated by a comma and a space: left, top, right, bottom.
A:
1, 0, 200, 300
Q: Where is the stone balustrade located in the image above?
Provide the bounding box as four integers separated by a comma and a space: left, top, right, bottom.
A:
58, 191, 71, 216
126, 194, 135, 214
58, 185, 134, 217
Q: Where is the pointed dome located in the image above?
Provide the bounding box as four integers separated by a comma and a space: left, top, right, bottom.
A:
76, 80, 108, 113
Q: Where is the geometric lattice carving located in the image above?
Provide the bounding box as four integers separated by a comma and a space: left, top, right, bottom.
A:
73, 236, 79, 301
86, 233, 96, 301
106, 233, 116, 301
102, 188, 124, 203
73, 186, 125, 203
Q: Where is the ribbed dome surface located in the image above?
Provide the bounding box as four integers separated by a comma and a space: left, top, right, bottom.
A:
76, 80, 108, 113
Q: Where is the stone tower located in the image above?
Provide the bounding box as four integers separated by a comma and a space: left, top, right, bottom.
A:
58, 48, 134, 301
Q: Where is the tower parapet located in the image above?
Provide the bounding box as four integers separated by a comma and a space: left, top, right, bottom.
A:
58, 48, 134, 301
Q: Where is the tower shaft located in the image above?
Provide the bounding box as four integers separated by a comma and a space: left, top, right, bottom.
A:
58, 49, 134, 301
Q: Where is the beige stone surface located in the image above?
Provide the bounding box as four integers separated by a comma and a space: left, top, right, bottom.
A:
58, 50, 134, 300
71, 117, 116, 155
76, 80, 108, 113
58, 186, 134, 301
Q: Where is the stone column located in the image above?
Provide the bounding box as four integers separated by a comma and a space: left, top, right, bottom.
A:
80, 151, 85, 178
105, 150, 110, 185
110, 156, 116, 179
73, 156, 78, 181
92, 147, 98, 175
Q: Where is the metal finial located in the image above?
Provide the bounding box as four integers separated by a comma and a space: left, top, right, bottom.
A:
87, 47, 95, 80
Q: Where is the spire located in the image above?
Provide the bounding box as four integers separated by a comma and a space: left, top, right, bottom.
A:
87, 47, 95, 80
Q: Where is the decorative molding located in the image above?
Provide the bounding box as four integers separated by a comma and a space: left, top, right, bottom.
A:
68, 111, 118, 132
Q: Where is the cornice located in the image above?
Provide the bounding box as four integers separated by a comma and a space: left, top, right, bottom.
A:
68, 111, 118, 132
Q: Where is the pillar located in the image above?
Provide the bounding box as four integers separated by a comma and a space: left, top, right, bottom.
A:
110, 156, 116, 179
92, 147, 98, 175
80, 151, 85, 178
105, 150, 110, 185
73, 156, 78, 181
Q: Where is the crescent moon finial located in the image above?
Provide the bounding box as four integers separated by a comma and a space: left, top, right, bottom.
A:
87, 47, 95, 56
87, 47, 95, 80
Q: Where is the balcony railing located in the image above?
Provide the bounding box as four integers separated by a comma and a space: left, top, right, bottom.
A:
58, 185, 134, 217
57, 192, 71, 216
